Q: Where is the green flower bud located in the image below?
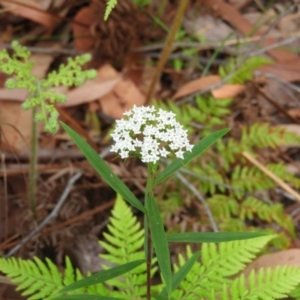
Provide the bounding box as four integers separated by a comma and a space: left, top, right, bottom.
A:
45, 120, 59, 133
35, 113, 44, 121
85, 69, 97, 79
5, 78, 16, 89
55, 94, 67, 103
74, 77, 84, 86
11, 40, 19, 50
80, 53, 92, 63
22, 101, 32, 110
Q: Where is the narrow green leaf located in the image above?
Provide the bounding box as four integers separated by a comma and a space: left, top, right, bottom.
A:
61, 122, 145, 213
167, 232, 269, 243
60, 259, 145, 292
51, 295, 124, 300
148, 196, 172, 295
153, 296, 175, 300
154, 128, 230, 186
159, 251, 200, 297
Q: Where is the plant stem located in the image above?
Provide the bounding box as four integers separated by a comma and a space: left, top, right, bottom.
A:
29, 105, 37, 219
145, 164, 155, 300
145, 0, 189, 105
146, 224, 151, 300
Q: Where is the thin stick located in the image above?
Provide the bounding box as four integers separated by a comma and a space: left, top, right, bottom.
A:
145, 0, 189, 105
1, 153, 8, 240
176, 172, 218, 232
5, 171, 83, 257
242, 151, 300, 203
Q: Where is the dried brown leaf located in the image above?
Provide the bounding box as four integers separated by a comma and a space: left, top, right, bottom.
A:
212, 84, 245, 98
173, 75, 221, 100
243, 249, 300, 276
0, 0, 59, 32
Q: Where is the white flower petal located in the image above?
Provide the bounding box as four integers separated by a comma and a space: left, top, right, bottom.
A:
110, 105, 193, 163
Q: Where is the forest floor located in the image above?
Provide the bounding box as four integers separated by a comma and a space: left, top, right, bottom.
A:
1, 0, 300, 299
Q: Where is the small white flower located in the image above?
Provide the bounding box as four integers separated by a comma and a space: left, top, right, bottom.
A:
110, 105, 193, 163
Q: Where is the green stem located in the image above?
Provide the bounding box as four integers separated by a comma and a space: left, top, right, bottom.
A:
29, 105, 37, 219
29, 80, 45, 219
145, 163, 155, 300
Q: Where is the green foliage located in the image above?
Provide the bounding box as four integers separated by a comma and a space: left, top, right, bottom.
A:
0, 256, 106, 300
219, 56, 273, 84
99, 194, 158, 299
223, 266, 300, 299
155, 95, 300, 249
170, 235, 300, 299
0, 41, 96, 132
217, 123, 300, 171
133, 0, 152, 8
104, 0, 118, 20
1, 199, 300, 299
154, 96, 233, 135
207, 195, 294, 235
61, 123, 146, 213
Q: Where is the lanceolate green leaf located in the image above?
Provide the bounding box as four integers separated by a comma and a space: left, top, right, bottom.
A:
60, 260, 145, 293
147, 196, 172, 295
159, 251, 200, 298
167, 232, 268, 243
154, 128, 230, 186
61, 122, 145, 213
52, 295, 124, 300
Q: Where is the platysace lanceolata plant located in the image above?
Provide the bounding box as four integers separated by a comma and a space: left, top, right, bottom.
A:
0, 41, 97, 132
110, 105, 193, 163
61, 107, 268, 300
110, 105, 195, 296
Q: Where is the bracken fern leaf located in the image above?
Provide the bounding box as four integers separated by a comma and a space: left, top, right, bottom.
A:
104, 0, 118, 20
99, 194, 157, 299
222, 266, 300, 299
171, 235, 275, 299
0, 256, 63, 299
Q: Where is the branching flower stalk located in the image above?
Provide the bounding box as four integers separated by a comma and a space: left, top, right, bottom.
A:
0, 41, 97, 217
110, 105, 193, 298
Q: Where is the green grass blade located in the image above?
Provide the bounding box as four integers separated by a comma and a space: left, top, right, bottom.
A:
154, 128, 230, 186
61, 122, 145, 213
167, 232, 269, 243
148, 196, 172, 295
159, 251, 200, 297
60, 260, 145, 293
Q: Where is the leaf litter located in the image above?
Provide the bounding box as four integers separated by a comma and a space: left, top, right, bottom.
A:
1, 0, 300, 298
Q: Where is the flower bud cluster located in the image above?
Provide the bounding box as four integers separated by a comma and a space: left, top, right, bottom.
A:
0, 41, 97, 133
111, 105, 193, 163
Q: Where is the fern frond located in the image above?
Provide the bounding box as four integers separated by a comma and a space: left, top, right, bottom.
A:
216, 138, 241, 170
207, 194, 239, 220
241, 123, 300, 149
104, 0, 118, 20
219, 56, 272, 84
171, 235, 275, 299
231, 165, 275, 196
0, 256, 63, 299
240, 197, 294, 234
153, 96, 232, 135
0, 255, 108, 299
223, 266, 300, 299
219, 218, 248, 232
192, 163, 226, 194
99, 194, 157, 299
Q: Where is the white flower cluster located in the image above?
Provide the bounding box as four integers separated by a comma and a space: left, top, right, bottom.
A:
110, 105, 193, 163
